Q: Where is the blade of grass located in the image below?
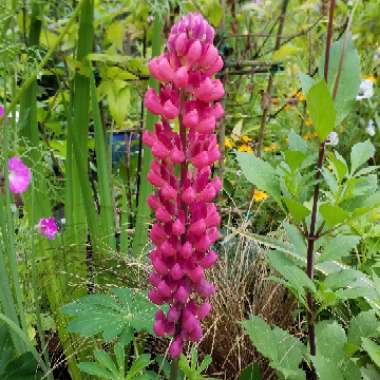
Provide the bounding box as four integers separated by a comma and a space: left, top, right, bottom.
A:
64, 0, 94, 297
132, 16, 162, 257
90, 72, 116, 252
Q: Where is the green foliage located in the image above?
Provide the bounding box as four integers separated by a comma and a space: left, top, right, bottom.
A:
242, 316, 306, 380
305, 79, 336, 141
79, 343, 154, 380
62, 288, 160, 342
178, 348, 218, 380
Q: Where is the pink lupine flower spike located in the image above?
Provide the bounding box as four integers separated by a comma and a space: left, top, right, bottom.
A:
144, 13, 224, 358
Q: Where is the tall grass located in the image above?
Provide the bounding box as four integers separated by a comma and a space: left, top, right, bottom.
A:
132, 16, 163, 257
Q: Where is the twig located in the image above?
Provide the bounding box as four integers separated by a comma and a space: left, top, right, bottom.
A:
256, 0, 289, 157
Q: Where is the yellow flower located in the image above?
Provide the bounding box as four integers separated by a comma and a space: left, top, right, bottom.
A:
241, 135, 253, 143
224, 137, 234, 149
271, 97, 280, 105
264, 143, 278, 152
297, 92, 305, 102
305, 117, 313, 127
238, 144, 253, 153
253, 190, 268, 202
364, 75, 376, 83
284, 104, 291, 110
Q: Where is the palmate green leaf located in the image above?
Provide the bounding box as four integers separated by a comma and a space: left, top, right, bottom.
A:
350, 140, 375, 174
305, 80, 336, 141
236, 152, 281, 204
242, 316, 306, 380
0, 352, 43, 380
319, 34, 361, 124
319, 203, 348, 228
62, 288, 160, 341
126, 354, 151, 379
362, 339, 380, 368
94, 349, 119, 375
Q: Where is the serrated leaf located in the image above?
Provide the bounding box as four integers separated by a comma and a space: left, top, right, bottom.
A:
319, 235, 360, 262
242, 316, 306, 379
236, 152, 281, 204
362, 339, 380, 368
315, 321, 347, 361
319, 204, 348, 228
312, 355, 344, 380
306, 80, 336, 141
350, 140, 375, 174
348, 311, 380, 349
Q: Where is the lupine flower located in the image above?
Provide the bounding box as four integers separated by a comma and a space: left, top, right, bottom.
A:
327, 131, 339, 146
366, 119, 376, 137
37, 217, 59, 240
8, 156, 32, 194
356, 78, 375, 100
144, 13, 224, 358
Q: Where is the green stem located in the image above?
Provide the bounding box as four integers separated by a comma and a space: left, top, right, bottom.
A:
169, 358, 179, 380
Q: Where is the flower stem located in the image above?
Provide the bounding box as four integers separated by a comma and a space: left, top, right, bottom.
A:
169, 358, 179, 380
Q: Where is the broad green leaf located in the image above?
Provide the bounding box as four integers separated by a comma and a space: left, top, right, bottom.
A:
288, 130, 308, 153
362, 339, 380, 368
1, 352, 43, 380
315, 321, 347, 361
324, 269, 362, 290
284, 222, 307, 258
312, 355, 344, 380
319, 203, 348, 227
284, 150, 306, 172
267, 251, 316, 294
238, 363, 262, 380
298, 72, 314, 95
319, 235, 360, 262
348, 311, 380, 349
62, 288, 160, 341
327, 151, 348, 183
242, 316, 306, 379
236, 152, 281, 204
361, 365, 380, 380
350, 140, 375, 174
319, 34, 361, 124
284, 198, 310, 223
305, 80, 336, 141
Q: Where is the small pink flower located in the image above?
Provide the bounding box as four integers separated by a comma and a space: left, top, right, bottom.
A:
0, 105, 4, 118
37, 217, 59, 240
8, 156, 32, 194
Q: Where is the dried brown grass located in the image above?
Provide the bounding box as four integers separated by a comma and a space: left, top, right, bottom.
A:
197, 227, 296, 380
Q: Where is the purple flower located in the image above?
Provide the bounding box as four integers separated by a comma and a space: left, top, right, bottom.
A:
37, 217, 59, 240
144, 13, 224, 358
8, 156, 32, 194
0, 105, 4, 118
